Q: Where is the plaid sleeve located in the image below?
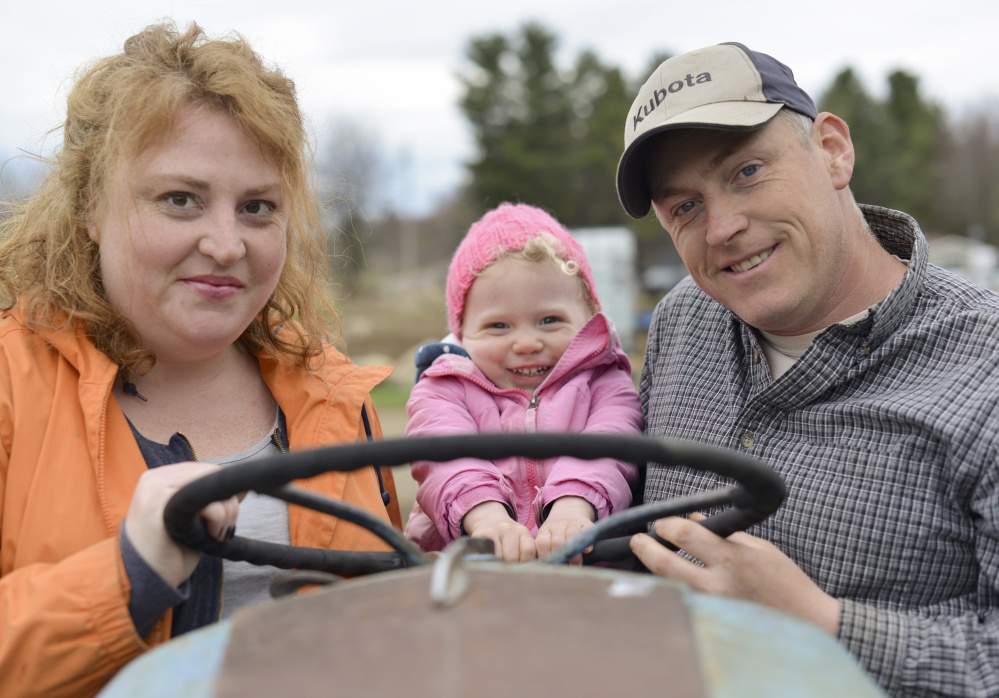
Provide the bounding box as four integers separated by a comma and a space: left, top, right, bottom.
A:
839, 600, 999, 697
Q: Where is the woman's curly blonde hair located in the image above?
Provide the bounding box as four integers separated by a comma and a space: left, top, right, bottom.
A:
0, 21, 337, 373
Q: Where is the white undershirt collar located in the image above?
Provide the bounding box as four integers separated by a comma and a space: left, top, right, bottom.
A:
757, 309, 870, 379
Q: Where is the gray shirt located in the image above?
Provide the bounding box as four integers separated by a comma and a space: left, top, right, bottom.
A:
122, 408, 290, 636
641, 205, 999, 697
210, 419, 290, 620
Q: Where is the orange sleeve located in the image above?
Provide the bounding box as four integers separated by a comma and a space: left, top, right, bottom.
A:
0, 538, 162, 698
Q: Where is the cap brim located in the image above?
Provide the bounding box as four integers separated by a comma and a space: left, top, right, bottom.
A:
617, 101, 783, 219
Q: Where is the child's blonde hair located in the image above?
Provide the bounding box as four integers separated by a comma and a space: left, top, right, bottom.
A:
486, 233, 598, 316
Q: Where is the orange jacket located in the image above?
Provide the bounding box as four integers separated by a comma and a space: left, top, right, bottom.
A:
0, 307, 399, 697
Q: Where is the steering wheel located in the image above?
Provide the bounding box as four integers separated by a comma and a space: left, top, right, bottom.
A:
163, 433, 786, 574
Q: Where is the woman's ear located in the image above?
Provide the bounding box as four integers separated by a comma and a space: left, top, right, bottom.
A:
86, 204, 100, 243
814, 112, 855, 191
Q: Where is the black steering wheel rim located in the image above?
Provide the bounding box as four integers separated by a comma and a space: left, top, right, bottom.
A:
164, 433, 786, 574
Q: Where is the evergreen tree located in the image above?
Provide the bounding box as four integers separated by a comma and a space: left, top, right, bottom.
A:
459, 23, 639, 228
820, 68, 942, 227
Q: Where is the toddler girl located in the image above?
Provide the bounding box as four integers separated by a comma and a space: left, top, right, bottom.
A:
405, 203, 642, 562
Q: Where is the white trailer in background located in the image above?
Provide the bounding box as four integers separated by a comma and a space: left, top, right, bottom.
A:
572, 226, 638, 353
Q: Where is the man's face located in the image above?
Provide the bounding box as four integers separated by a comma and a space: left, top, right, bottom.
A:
646, 114, 857, 336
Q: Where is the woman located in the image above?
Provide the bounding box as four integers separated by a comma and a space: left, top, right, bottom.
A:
0, 22, 400, 697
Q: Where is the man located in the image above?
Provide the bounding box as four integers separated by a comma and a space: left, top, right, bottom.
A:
619, 42, 999, 697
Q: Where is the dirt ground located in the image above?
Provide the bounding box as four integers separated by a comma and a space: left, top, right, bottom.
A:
338, 269, 449, 363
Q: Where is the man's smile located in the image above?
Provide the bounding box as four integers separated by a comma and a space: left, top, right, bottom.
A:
728, 246, 775, 273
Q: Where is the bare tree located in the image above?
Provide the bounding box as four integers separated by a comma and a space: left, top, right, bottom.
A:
318, 117, 386, 282
936, 103, 999, 245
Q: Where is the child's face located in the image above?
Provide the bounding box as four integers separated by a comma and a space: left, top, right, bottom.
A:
460, 257, 593, 392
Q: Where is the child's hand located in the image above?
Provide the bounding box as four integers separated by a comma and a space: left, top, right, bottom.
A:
462, 501, 537, 562
535, 496, 596, 564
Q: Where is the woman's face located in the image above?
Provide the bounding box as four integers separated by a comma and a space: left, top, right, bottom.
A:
89, 107, 287, 365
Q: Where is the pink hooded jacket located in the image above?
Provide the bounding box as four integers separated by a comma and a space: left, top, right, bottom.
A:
405, 313, 642, 550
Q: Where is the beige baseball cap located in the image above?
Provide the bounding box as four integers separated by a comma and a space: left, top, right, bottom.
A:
616, 42, 817, 218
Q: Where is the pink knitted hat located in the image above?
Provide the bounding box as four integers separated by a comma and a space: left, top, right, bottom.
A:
447, 203, 600, 337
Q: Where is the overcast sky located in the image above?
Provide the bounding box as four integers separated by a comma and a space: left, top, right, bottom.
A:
4, 0, 996, 215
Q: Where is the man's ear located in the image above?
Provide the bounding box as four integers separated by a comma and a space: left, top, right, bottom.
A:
814, 112, 854, 191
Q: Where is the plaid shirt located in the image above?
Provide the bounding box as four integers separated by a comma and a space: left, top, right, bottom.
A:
641, 206, 999, 697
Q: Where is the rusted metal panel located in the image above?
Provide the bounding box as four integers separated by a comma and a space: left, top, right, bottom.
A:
215, 564, 705, 698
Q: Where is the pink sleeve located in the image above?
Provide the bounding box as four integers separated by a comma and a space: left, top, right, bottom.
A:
541, 365, 643, 520
406, 376, 515, 542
